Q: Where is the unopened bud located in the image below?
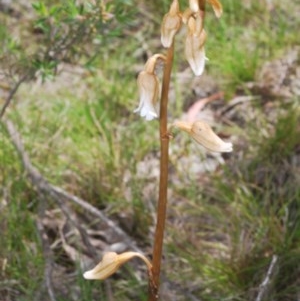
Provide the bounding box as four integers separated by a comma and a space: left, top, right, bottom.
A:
83, 252, 152, 280
161, 0, 182, 48
174, 120, 233, 152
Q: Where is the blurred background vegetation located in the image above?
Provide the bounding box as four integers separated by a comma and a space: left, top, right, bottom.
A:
0, 0, 300, 300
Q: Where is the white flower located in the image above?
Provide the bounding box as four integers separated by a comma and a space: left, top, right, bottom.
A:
185, 13, 207, 76
134, 54, 165, 121
185, 35, 206, 76
134, 71, 160, 121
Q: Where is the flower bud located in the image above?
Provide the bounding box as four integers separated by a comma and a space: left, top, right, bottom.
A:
185, 15, 207, 76
208, 0, 223, 18
83, 252, 152, 280
174, 120, 233, 152
161, 0, 182, 48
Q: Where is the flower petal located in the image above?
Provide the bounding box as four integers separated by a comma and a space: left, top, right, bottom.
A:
161, 14, 181, 48
189, 0, 199, 12
191, 121, 233, 152
83, 252, 152, 281
174, 120, 233, 153
135, 70, 159, 121
208, 0, 223, 18
83, 252, 119, 280
161, 0, 181, 47
139, 102, 158, 120
185, 27, 207, 76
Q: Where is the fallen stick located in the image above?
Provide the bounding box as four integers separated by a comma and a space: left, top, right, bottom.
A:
3, 117, 142, 254
3, 117, 201, 300
0, 74, 30, 119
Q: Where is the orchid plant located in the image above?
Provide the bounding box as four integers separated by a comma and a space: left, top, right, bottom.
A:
84, 0, 232, 300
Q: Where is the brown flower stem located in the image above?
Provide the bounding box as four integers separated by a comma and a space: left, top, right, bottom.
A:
199, 0, 206, 19
148, 42, 174, 301
199, 0, 206, 12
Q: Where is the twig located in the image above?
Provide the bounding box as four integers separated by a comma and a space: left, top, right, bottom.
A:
50, 186, 142, 253
255, 255, 278, 301
3, 117, 99, 260
36, 207, 57, 301
219, 95, 259, 116
2, 117, 142, 254
0, 74, 29, 119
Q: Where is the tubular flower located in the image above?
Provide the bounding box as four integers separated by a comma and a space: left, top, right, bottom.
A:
208, 0, 223, 18
134, 54, 165, 121
174, 120, 233, 152
161, 0, 182, 48
134, 71, 159, 121
83, 252, 152, 280
185, 13, 207, 76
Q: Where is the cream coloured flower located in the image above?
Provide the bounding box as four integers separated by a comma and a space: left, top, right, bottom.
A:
134, 54, 165, 121
134, 71, 159, 121
185, 13, 207, 76
83, 252, 152, 280
173, 120, 233, 152
161, 0, 182, 48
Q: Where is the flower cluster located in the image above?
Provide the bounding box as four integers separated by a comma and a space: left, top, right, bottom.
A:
84, 0, 231, 291
134, 0, 222, 121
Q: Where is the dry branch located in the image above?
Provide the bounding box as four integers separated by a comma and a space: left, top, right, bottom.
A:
3, 117, 201, 300
3, 117, 142, 254
0, 74, 30, 119
36, 211, 57, 301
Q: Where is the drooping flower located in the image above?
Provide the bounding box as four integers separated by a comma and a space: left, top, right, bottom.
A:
134, 71, 159, 121
161, 0, 182, 48
173, 120, 233, 152
185, 13, 207, 76
83, 252, 152, 280
134, 54, 165, 121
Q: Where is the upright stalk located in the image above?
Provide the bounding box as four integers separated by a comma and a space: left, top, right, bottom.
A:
148, 42, 174, 301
